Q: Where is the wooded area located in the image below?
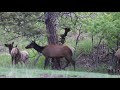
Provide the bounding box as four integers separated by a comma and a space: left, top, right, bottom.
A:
1, 12, 120, 78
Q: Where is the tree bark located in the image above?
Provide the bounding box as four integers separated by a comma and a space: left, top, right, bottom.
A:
45, 12, 59, 45
44, 12, 59, 69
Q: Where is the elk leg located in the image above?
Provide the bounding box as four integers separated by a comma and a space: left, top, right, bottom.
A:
68, 57, 75, 71
15, 60, 17, 65
52, 59, 57, 70
63, 57, 75, 71
44, 58, 49, 69
34, 53, 42, 65
62, 58, 70, 70
56, 59, 61, 70
15, 56, 19, 65
12, 56, 14, 65
51, 58, 61, 70
51, 58, 55, 69
71, 60, 75, 71
54, 59, 59, 70
20, 61, 24, 65
24, 58, 29, 65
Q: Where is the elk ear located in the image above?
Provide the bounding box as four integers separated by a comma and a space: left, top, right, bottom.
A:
12, 42, 14, 45
31, 40, 34, 43
4, 44, 8, 47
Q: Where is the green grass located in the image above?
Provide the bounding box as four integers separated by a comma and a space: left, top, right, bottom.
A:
0, 53, 46, 69
0, 54, 11, 67
0, 54, 120, 78
0, 66, 120, 78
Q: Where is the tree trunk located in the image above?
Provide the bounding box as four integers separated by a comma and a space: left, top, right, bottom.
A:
91, 33, 94, 62
44, 12, 59, 69
45, 12, 59, 45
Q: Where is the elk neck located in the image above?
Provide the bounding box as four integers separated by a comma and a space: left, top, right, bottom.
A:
33, 43, 46, 53
8, 47, 13, 54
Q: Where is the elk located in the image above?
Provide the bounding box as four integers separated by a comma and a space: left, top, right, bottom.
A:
115, 48, 120, 61
4, 42, 29, 65
25, 41, 75, 70
114, 48, 120, 68
51, 28, 72, 69
59, 28, 71, 44
107, 48, 120, 74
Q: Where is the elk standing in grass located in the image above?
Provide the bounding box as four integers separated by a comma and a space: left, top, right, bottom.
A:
25, 41, 75, 70
4, 42, 29, 65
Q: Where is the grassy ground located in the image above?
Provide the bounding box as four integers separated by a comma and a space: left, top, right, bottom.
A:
0, 66, 120, 78
0, 54, 120, 78
0, 52, 119, 78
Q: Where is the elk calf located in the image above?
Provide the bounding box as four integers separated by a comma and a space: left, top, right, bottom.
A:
4, 42, 29, 65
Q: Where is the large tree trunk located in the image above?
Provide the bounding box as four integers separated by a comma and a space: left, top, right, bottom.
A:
45, 12, 59, 44
44, 12, 60, 69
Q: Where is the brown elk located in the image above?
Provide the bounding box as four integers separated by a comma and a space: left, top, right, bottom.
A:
115, 48, 120, 61
25, 41, 75, 70
51, 28, 71, 69
4, 42, 29, 65
107, 48, 120, 74
114, 48, 120, 68
59, 28, 71, 44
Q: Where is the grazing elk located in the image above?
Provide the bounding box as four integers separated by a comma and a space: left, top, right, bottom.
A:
25, 41, 75, 70
4, 42, 29, 65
